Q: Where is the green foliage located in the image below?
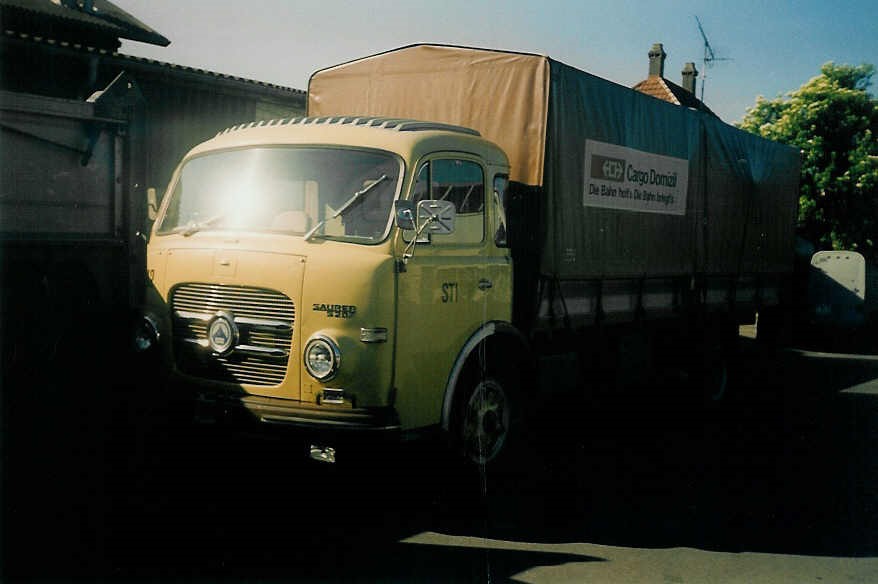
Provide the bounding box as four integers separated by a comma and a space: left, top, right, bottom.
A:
739, 63, 878, 261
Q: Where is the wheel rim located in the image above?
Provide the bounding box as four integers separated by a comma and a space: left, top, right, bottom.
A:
461, 378, 510, 464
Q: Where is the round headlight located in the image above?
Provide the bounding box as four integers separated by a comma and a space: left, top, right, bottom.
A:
304, 335, 340, 381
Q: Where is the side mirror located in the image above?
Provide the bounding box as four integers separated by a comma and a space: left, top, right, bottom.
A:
398, 200, 457, 267
147, 187, 159, 222
416, 200, 456, 235
394, 200, 416, 230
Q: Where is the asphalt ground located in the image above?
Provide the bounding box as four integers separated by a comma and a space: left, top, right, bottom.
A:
2, 332, 877, 582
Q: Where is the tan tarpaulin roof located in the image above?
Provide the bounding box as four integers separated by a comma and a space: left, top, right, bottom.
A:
309, 44, 550, 186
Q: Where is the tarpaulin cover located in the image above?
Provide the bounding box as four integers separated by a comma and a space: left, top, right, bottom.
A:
309, 44, 800, 280
309, 44, 550, 186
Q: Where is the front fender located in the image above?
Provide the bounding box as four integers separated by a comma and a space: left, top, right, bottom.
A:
440, 321, 531, 432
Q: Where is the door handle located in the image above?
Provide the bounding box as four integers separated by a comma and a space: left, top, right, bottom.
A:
478, 278, 493, 291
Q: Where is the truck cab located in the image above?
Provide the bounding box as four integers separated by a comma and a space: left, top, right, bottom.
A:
142, 117, 519, 461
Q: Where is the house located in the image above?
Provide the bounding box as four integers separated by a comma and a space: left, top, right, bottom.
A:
632, 43, 716, 117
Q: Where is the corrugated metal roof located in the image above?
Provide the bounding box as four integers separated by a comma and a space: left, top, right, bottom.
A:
113, 52, 306, 97
0, 0, 169, 46
2, 28, 305, 98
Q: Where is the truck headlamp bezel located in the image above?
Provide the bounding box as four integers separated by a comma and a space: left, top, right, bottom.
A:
303, 335, 341, 381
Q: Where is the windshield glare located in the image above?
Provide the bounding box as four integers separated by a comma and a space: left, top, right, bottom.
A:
158, 147, 402, 243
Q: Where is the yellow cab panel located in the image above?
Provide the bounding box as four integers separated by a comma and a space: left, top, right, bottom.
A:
145, 117, 511, 435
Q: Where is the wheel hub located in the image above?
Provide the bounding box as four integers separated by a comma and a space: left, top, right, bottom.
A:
462, 378, 510, 464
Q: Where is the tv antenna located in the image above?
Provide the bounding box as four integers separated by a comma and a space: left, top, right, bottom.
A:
695, 15, 731, 102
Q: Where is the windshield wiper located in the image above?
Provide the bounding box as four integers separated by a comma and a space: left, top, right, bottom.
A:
172, 214, 224, 237
304, 174, 389, 242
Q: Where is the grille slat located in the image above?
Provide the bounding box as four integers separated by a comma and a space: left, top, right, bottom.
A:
170, 283, 295, 386
249, 332, 291, 347
172, 298, 293, 318
173, 292, 294, 305
174, 296, 294, 308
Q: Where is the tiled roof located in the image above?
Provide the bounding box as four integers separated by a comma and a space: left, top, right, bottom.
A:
633, 75, 716, 117
0, 0, 169, 46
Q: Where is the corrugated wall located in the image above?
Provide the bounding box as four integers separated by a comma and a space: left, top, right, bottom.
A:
137, 80, 251, 196
95, 57, 306, 198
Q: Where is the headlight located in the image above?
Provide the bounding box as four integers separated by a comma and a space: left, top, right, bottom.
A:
133, 314, 160, 352
304, 335, 340, 381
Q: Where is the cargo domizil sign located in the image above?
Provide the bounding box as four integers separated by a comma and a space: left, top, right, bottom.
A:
584, 139, 689, 216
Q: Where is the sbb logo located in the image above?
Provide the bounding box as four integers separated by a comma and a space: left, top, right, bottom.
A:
590, 154, 626, 183
602, 159, 624, 180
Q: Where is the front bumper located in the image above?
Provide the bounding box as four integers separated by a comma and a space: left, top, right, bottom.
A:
194, 391, 401, 435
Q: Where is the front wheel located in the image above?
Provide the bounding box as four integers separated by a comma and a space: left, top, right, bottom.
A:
458, 376, 512, 465
451, 353, 521, 467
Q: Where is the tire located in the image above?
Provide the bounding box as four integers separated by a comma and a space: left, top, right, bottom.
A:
692, 322, 737, 407
700, 351, 730, 405
451, 354, 520, 467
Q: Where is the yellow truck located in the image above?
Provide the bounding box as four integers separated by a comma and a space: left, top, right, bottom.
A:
138, 45, 800, 464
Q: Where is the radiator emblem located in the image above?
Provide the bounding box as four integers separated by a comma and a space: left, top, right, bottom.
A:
207, 311, 238, 355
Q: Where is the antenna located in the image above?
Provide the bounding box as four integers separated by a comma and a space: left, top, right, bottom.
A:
694, 15, 731, 102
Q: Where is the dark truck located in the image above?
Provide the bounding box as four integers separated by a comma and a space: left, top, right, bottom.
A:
0, 73, 146, 371
0, 64, 303, 579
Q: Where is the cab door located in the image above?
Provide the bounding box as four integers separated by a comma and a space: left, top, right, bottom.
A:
394, 155, 511, 430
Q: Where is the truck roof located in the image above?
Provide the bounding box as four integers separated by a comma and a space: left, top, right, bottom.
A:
185, 115, 509, 168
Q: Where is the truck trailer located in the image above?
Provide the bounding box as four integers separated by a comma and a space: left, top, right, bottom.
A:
0, 73, 147, 372
140, 45, 800, 464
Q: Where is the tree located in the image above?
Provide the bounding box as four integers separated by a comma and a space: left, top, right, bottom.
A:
739, 63, 878, 261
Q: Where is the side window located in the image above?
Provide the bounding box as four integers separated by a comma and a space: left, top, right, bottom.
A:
431, 159, 484, 245
412, 163, 430, 207
493, 175, 509, 247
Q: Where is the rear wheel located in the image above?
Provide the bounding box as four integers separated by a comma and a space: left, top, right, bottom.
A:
692, 322, 737, 407
700, 350, 730, 404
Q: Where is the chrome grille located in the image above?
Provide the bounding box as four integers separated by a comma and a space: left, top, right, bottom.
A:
172, 285, 295, 321
170, 283, 295, 386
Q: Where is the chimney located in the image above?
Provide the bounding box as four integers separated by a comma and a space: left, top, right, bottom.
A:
648, 43, 666, 77
681, 62, 698, 94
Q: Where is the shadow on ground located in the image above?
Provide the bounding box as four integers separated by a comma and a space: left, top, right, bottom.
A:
2, 337, 877, 581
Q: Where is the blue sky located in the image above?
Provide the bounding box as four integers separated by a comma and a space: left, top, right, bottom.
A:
114, 0, 877, 123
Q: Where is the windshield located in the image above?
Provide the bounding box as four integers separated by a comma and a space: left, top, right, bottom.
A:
157, 147, 402, 244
